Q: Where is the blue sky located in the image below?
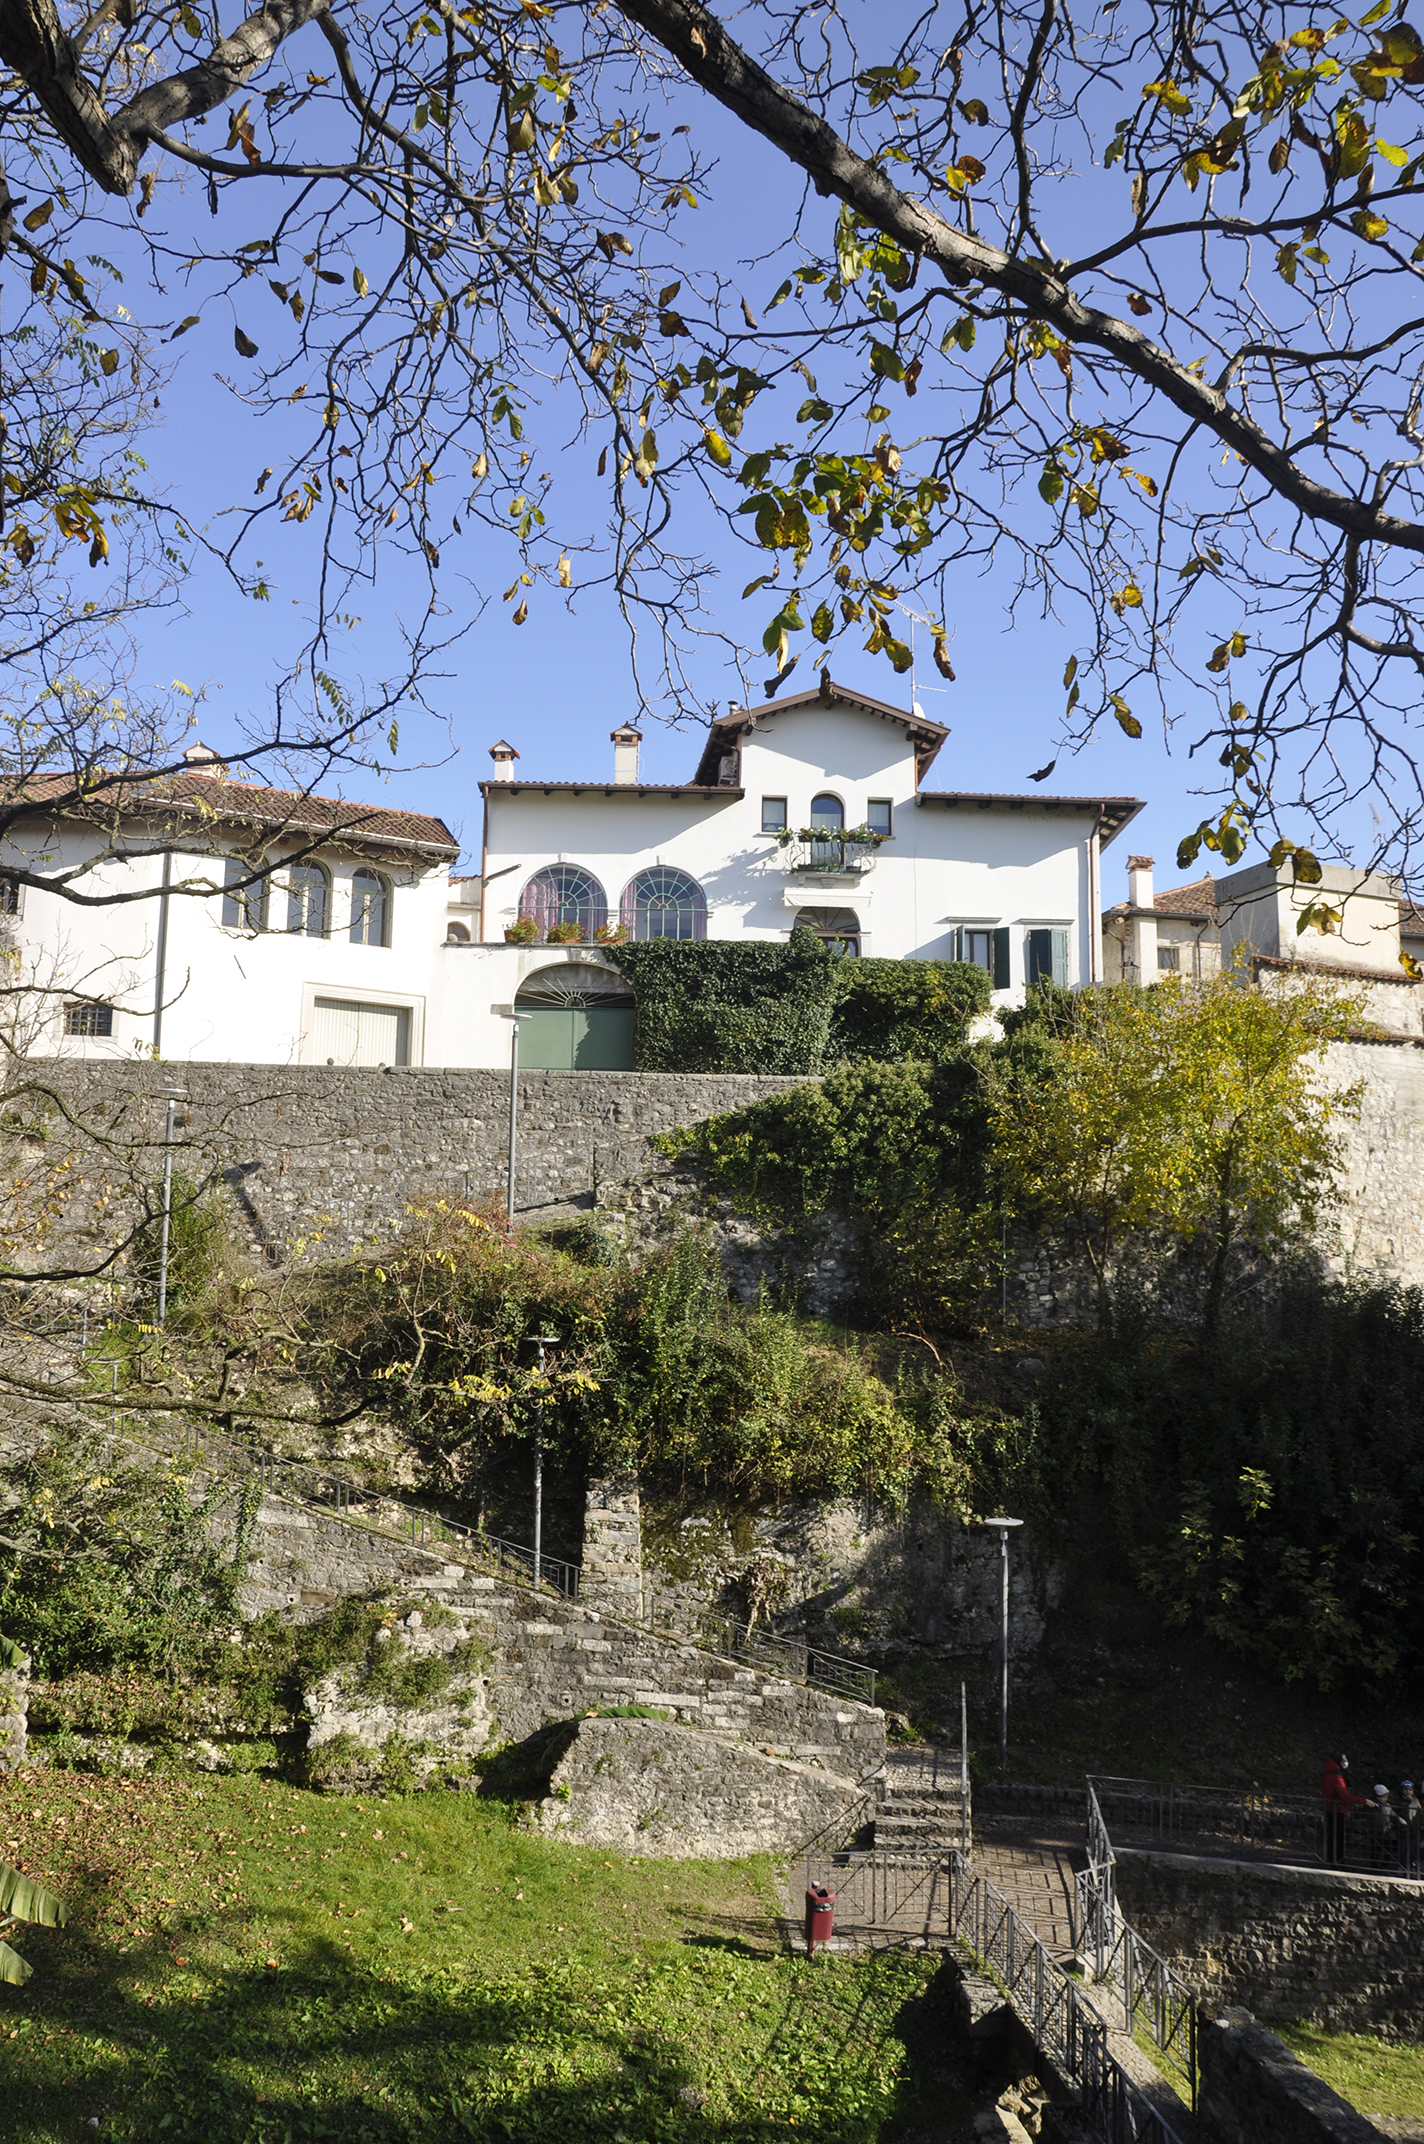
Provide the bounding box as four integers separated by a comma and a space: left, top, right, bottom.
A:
125, 60, 1259, 902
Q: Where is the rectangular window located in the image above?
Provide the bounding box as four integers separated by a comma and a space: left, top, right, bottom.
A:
958, 928, 993, 973
221, 857, 267, 931
64, 1002, 113, 1037
761, 797, 788, 833
1026, 928, 1071, 988
1157, 943, 1181, 972
867, 799, 893, 837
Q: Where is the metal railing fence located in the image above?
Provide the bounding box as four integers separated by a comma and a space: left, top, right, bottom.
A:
1077, 1784, 1197, 2100
1087, 1771, 1408, 1875
802, 1847, 1189, 2144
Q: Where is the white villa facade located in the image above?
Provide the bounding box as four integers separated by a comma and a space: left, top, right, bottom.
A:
8, 680, 1143, 1070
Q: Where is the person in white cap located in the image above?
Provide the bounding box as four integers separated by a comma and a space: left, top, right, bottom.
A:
1368, 1782, 1396, 1869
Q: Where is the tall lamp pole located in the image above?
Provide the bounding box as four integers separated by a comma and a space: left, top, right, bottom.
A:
494, 1008, 526, 1234
983, 1517, 1024, 1767
528, 1332, 560, 1590
156, 1085, 186, 1329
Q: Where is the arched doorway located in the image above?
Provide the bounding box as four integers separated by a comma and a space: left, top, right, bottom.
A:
515, 963, 635, 1069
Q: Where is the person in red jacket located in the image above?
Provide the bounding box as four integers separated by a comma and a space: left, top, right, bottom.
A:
1323, 1753, 1370, 1865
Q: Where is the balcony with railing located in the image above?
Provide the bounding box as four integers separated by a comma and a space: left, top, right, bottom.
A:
778, 828, 884, 878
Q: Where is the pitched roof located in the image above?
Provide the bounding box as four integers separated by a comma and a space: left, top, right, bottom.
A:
1156, 874, 1219, 917
1400, 900, 1424, 937
6, 768, 459, 858
1105, 875, 1219, 921
919, 789, 1144, 844
691, 672, 949, 784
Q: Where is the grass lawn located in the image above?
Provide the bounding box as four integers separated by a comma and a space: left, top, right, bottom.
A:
1275, 2021, 1424, 2121
0, 1768, 969, 2142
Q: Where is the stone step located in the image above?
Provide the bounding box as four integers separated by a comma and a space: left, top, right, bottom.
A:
875, 1815, 966, 1844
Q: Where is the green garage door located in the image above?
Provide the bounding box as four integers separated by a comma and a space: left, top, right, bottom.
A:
518, 1004, 635, 1069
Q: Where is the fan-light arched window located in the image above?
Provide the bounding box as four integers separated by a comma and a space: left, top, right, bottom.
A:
349, 868, 390, 947
620, 866, 707, 942
519, 865, 608, 940
287, 861, 329, 938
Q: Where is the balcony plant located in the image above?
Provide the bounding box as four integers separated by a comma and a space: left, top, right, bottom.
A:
774, 825, 889, 849
547, 919, 585, 944
595, 921, 631, 943
504, 917, 540, 944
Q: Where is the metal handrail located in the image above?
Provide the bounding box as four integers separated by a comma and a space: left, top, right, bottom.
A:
1078, 1784, 1197, 2102
804, 1846, 1189, 2144
633, 1590, 877, 1708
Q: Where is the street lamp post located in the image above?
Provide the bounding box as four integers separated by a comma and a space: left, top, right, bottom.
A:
156, 1085, 186, 1329
983, 1517, 1024, 1767
494, 1008, 526, 1233
528, 1332, 560, 1589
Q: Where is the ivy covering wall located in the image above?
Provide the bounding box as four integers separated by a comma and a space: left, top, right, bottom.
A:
607, 938, 837, 1073
607, 940, 991, 1074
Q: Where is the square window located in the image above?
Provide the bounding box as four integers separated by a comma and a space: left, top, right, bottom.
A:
64, 1002, 113, 1037
761, 797, 787, 833
867, 798, 893, 837
1157, 943, 1181, 971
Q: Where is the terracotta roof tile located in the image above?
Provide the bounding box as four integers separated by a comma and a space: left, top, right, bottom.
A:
1154, 874, 1219, 917
9, 769, 459, 856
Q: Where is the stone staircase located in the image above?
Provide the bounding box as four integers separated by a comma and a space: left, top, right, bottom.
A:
873, 1746, 971, 1850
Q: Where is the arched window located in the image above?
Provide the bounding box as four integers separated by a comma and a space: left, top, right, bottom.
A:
620, 866, 707, 942
445, 920, 471, 944
287, 861, 329, 937
518, 865, 608, 941
809, 794, 844, 868
795, 907, 860, 956
349, 868, 390, 946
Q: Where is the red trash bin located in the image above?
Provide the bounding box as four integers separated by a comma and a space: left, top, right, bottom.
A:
804, 1883, 836, 1955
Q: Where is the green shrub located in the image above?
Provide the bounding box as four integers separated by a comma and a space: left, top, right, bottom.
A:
129, 1173, 238, 1333
829, 958, 991, 1065
0, 1437, 257, 1679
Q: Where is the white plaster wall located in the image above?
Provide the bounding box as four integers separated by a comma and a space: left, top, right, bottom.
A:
482, 700, 1103, 1001
0, 824, 450, 1067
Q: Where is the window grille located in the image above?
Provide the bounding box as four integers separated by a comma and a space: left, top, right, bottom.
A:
64, 1002, 113, 1037
620, 866, 707, 942
518, 864, 609, 939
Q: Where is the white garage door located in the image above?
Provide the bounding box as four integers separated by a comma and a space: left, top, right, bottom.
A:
310, 997, 410, 1066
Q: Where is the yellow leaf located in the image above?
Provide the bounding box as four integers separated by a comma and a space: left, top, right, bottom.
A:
704, 429, 732, 467
353, 267, 369, 296
1351, 208, 1390, 240
22, 199, 54, 233
557, 553, 572, 587
1120, 583, 1143, 608
512, 599, 528, 624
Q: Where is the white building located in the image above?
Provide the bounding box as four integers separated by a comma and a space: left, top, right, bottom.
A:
7, 681, 1143, 1070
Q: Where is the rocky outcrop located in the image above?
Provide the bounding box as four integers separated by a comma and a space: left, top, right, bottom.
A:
532, 1715, 861, 1858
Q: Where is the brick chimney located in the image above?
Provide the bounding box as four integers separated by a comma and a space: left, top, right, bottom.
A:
611, 725, 642, 785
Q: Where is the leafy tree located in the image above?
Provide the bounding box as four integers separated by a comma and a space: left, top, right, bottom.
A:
991, 970, 1364, 1330
4, 1, 1424, 860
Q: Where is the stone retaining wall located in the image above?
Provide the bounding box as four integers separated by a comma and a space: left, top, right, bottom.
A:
533, 1716, 860, 1858
1115, 1849, 1424, 2035
1197, 2005, 1387, 2144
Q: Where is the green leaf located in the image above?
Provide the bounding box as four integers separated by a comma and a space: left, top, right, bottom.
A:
867, 341, 906, 382
1177, 832, 1203, 870
0, 1865, 66, 1928
1038, 459, 1065, 505
0, 1941, 31, 1986
811, 602, 834, 644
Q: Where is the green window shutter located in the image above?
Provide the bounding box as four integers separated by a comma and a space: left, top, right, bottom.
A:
1025, 929, 1051, 985
948, 926, 961, 962
1051, 928, 1070, 987
992, 927, 1011, 990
